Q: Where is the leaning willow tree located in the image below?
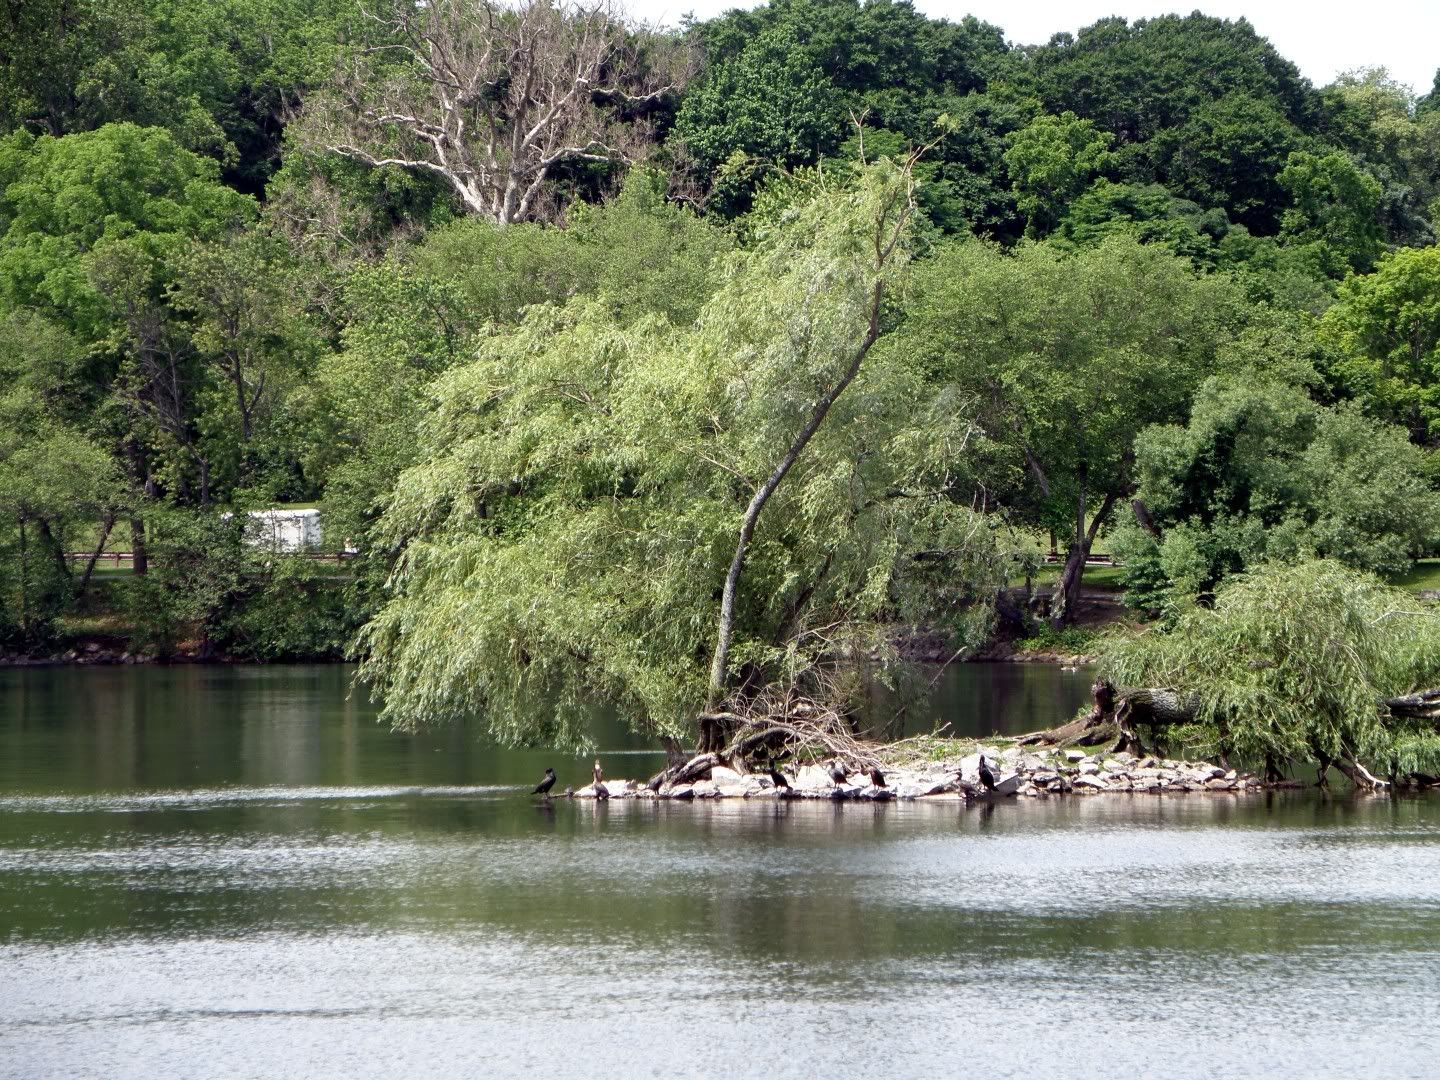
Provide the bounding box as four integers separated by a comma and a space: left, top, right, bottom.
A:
357, 159, 1013, 752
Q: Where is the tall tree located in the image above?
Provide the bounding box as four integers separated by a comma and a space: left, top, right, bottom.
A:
678, 0, 1018, 226
1278, 149, 1385, 275
1027, 14, 1319, 233
167, 231, 322, 492
900, 236, 1244, 624
1320, 244, 1440, 444
1111, 375, 1440, 613
0, 0, 361, 193
1002, 111, 1112, 237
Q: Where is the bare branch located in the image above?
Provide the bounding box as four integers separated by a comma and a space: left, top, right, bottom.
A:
299, 0, 677, 225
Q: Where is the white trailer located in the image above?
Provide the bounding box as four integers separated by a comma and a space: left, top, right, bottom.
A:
241, 508, 323, 553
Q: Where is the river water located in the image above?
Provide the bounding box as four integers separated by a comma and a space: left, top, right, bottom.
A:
2, 665, 1438, 1079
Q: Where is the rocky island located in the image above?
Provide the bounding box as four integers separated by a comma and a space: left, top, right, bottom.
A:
570, 744, 1261, 802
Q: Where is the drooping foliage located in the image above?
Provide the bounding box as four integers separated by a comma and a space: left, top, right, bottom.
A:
1102, 560, 1440, 780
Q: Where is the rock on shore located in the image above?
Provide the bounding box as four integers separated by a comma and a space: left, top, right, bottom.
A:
570, 745, 1260, 802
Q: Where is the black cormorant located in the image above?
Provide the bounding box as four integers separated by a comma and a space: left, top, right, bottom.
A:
593, 758, 604, 786
977, 754, 997, 791
868, 767, 886, 788
533, 767, 557, 797
829, 761, 849, 785
766, 764, 791, 791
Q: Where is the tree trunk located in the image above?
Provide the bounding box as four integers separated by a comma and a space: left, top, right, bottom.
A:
1131, 498, 1161, 539
1112, 687, 1199, 756
1333, 755, 1390, 792
1049, 461, 1087, 629
77, 511, 116, 598
706, 285, 887, 733
130, 518, 148, 576
1022, 678, 1198, 755
128, 444, 153, 576
1050, 484, 1119, 628
35, 518, 71, 585
1385, 689, 1440, 720
17, 515, 29, 636
646, 752, 722, 792
1049, 545, 1086, 629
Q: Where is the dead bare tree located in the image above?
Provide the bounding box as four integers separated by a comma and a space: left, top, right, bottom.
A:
300, 0, 681, 225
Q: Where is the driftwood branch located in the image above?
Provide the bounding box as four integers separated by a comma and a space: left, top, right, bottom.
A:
1385, 689, 1440, 721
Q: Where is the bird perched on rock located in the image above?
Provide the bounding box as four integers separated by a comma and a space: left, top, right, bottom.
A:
829, 760, 849, 785
592, 758, 604, 786
594, 779, 610, 800
977, 754, 997, 791
868, 766, 886, 788
766, 763, 791, 791
533, 767, 557, 798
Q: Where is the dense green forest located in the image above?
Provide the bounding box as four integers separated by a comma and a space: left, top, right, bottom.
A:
4, 0, 1440, 773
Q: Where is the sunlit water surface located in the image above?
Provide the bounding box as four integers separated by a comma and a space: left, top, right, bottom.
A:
1, 665, 1437, 1079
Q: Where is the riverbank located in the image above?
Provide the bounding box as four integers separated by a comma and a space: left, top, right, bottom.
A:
0, 641, 232, 666
570, 742, 1263, 802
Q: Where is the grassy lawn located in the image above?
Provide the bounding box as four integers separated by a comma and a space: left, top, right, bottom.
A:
1016, 563, 1126, 591
1390, 559, 1440, 591
55, 580, 136, 642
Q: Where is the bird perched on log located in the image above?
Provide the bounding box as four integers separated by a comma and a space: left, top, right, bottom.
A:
868, 766, 886, 788
533, 767, 557, 798
977, 754, 997, 791
829, 760, 849, 785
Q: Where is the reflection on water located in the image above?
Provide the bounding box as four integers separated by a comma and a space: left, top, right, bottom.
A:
1, 665, 1437, 1079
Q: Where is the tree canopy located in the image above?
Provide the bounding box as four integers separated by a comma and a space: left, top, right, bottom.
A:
1114, 374, 1440, 611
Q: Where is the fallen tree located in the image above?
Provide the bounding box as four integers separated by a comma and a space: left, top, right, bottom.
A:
1065, 560, 1440, 791
1027, 675, 1440, 791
